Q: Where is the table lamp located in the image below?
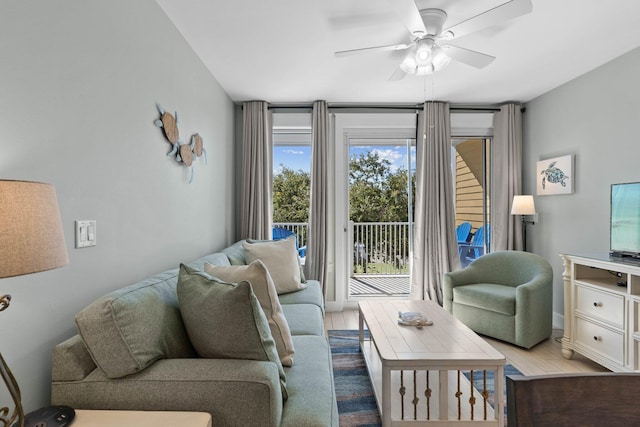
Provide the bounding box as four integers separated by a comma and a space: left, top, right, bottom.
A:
0, 180, 69, 427
511, 195, 536, 251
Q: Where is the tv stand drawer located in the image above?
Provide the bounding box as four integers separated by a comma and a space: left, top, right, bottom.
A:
574, 317, 624, 366
575, 285, 624, 328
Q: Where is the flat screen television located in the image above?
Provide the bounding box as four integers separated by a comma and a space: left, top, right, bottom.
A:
611, 182, 640, 258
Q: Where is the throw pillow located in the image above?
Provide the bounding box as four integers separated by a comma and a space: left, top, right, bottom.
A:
176, 264, 288, 399
204, 260, 295, 366
74, 269, 196, 379
244, 237, 307, 283
243, 238, 307, 294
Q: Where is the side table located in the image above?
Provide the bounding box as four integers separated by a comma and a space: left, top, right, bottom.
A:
70, 410, 212, 427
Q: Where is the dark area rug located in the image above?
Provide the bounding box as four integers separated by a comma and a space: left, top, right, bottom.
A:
329, 329, 522, 426
329, 329, 381, 427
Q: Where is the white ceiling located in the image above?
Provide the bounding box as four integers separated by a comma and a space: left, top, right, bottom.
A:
156, 0, 640, 105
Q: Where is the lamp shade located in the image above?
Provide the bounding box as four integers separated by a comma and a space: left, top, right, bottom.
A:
511, 195, 536, 215
0, 180, 69, 278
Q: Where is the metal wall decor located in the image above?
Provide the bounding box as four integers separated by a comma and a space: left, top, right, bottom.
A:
154, 103, 207, 183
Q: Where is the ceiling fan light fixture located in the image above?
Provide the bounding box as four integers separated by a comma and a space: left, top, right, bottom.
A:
415, 64, 434, 76
400, 50, 417, 74
431, 47, 451, 71
415, 38, 433, 66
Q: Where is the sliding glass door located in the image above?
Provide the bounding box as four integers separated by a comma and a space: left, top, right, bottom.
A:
452, 137, 491, 267
346, 137, 416, 299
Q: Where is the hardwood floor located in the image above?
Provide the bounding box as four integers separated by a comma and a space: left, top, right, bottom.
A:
325, 308, 609, 376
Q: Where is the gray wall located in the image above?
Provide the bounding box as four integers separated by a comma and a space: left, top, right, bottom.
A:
523, 47, 640, 321
0, 1, 235, 411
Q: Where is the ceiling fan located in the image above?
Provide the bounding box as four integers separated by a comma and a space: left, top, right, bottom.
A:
334, 0, 533, 79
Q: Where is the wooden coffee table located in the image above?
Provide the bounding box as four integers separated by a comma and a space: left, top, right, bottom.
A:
359, 300, 506, 426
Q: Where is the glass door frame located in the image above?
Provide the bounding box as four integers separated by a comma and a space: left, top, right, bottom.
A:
333, 112, 417, 309
346, 136, 416, 301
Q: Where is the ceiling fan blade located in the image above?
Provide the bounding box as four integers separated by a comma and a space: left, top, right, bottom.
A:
443, 0, 532, 39
335, 43, 411, 57
389, 67, 407, 81
441, 45, 495, 69
386, 0, 427, 36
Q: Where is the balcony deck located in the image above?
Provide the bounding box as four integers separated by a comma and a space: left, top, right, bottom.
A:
349, 274, 410, 296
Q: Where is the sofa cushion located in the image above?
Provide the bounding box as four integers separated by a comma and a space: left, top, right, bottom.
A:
281, 304, 325, 336
52, 358, 285, 427
176, 264, 287, 399
281, 335, 338, 427
204, 260, 296, 366
452, 283, 516, 315
278, 280, 324, 313
243, 238, 306, 294
74, 269, 196, 379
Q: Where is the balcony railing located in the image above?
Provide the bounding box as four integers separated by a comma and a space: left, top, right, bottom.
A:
274, 221, 411, 276
351, 221, 411, 276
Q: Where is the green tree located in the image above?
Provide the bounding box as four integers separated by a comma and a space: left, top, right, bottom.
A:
271, 152, 415, 224
272, 166, 310, 223
349, 152, 414, 223
349, 152, 389, 222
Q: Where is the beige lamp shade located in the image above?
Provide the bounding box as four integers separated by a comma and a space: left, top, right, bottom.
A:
0, 180, 69, 278
511, 195, 537, 216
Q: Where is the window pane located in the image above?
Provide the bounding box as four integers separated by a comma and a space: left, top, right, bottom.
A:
454, 138, 491, 267
272, 144, 311, 223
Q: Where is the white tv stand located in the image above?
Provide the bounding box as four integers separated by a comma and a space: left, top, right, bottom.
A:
560, 253, 640, 371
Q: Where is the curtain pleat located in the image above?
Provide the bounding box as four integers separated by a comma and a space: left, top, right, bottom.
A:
240, 101, 273, 240
411, 102, 460, 304
492, 104, 523, 250
305, 101, 329, 297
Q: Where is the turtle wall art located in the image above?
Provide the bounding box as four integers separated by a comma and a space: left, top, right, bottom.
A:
154, 103, 207, 183
536, 154, 573, 195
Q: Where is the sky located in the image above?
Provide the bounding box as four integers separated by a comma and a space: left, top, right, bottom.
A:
273, 145, 416, 175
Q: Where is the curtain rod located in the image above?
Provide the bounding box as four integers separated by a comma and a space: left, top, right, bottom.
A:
253, 103, 522, 113
240, 102, 525, 113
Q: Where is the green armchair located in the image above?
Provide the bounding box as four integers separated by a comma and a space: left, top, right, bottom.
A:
443, 250, 553, 349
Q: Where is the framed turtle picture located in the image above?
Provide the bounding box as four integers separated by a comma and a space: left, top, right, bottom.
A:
536, 154, 573, 195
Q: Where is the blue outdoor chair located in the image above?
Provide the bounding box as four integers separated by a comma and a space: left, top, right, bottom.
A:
456, 222, 473, 264
456, 222, 472, 244
459, 224, 490, 267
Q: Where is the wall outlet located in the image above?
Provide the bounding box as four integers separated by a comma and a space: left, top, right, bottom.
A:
75, 220, 96, 248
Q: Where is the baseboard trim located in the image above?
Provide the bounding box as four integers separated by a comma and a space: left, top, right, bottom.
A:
553, 311, 564, 330
325, 301, 342, 312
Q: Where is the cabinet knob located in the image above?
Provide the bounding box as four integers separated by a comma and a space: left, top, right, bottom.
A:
593, 336, 602, 342
593, 302, 603, 307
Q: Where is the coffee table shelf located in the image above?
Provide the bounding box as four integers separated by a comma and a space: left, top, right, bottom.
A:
359, 300, 506, 426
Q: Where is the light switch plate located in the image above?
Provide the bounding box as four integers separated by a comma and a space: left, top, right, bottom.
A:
75, 220, 96, 248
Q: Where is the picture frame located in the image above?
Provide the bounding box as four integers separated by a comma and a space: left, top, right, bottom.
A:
536, 154, 573, 195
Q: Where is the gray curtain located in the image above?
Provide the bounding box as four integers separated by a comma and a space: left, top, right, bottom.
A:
304, 101, 329, 296
411, 102, 460, 304
492, 103, 523, 250
240, 100, 273, 240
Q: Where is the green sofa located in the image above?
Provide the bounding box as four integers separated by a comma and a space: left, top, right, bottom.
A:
443, 250, 553, 349
50, 241, 338, 427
